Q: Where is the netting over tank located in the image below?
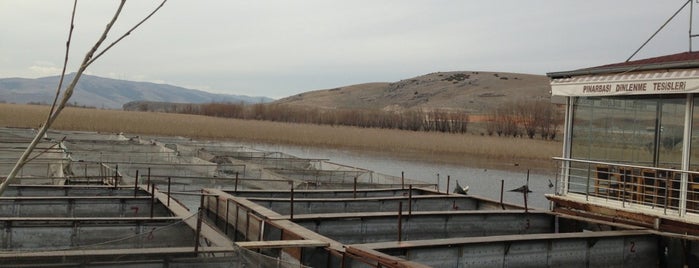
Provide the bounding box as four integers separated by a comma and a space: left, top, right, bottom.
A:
0, 211, 311, 267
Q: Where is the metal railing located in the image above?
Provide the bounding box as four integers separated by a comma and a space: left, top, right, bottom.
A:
554, 157, 699, 217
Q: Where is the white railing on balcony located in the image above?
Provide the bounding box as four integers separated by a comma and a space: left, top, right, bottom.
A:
553, 157, 699, 217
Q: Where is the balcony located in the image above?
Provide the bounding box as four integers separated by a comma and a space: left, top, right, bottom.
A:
549, 158, 699, 234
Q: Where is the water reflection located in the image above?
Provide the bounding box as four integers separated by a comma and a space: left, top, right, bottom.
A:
240, 142, 557, 209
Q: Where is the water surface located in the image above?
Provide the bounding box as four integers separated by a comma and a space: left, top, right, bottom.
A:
240, 142, 557, 209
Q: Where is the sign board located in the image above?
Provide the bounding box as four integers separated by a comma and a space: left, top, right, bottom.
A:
550, 69, 699, 97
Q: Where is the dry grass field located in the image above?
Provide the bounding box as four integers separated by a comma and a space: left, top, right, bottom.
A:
0, 103, 561, 170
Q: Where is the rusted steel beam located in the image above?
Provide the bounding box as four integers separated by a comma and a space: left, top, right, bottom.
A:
235, 240, 329, 249
549, 195, 699, 236
345, 245, 432, 268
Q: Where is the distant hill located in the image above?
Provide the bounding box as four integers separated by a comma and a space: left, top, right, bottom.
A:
275, 71, 551, 114
0, 73, 273, 109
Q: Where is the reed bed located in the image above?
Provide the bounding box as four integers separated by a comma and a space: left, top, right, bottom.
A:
0, 103, 561, 169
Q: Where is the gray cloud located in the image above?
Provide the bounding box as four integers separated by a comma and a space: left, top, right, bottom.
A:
0, 0, 692, 99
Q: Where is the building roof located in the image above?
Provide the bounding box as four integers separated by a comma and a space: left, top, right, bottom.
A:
548, 51, 699, 79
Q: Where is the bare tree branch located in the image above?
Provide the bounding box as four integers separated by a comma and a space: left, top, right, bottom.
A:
21, 136, 67, 166
0, 0, 166, 195
46, 0, 126, 123
48, 0, 78, 120
87, 0, 168, 67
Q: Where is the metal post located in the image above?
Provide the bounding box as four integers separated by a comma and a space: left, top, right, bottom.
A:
167, 177, 171, 207
234, 172, 239, 193
245, 210, 251, 240
401, 171, 405, 189
665, 174, 671, 215
626, 0, 690, 62
290, 186, 295, 220
114, 164, 119, 189
233, 204, 239, 242
341, 251, 346, 268
585, 164, 591, 201
500, 180, 505, 210
225, 199, 230, 235
622, 180, 627, 208
408, 184, 413, 216
353, 177, 357, 199
204, 190, 209, 218
397, 201, 403, 242
447, 175, 451, 194
195, 193, 204, 254
525, 169, 530, 213
134, 170, 139, 197
437, 173, 440, 192
147, 167, 151, 190
523, 191, 529, 213
215, 195, 220, 226
150, 183, 155, 218
691, 0, 694, 52
680, 95, 695, 216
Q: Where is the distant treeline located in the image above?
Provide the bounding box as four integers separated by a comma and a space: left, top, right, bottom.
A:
126, 101, 470, 133
27, 101, 96, 109
486, 100, 561, 140
125, 99, 561, 139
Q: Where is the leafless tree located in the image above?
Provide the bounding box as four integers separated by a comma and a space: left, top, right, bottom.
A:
489, 99, 561, 140
0, 0, 167, 195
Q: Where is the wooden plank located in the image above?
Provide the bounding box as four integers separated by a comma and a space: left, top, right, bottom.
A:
0, 196, 151, 200
244, 194, 472, 202
276, 210, 548, 221
214, 190, 282, 219
552, 211, 647, 230
345, 245, 432, 268
151, 187, 234, 247
548, 194, 699, 236
0, 216, 180, 222
356, 230, 653, 250
7, 184, 137, 189
552, 206, 655, 228
0, 246, 237, 258
235, 240, 329, 249
229, 186, 437, 195
550, 198, 699, 240
548, 194, 657, 227
207, 189, 347, 252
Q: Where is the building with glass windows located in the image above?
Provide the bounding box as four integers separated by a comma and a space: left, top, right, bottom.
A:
547, 51, 699, 235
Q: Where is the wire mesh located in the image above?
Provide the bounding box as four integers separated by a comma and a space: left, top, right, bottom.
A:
236, 246, 312, 268
1, 213, 197, 253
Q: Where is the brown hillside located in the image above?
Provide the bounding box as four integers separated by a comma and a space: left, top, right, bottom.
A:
275, 71, 551, 114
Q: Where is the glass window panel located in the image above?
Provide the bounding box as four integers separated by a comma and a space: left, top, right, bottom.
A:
691, 95, 699, 170
569, 95, 687, 194
657, 97, 685, 169
571, 96, 657, 165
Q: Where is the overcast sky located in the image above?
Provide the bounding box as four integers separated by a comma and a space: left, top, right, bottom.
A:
0, 1, 695, 99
